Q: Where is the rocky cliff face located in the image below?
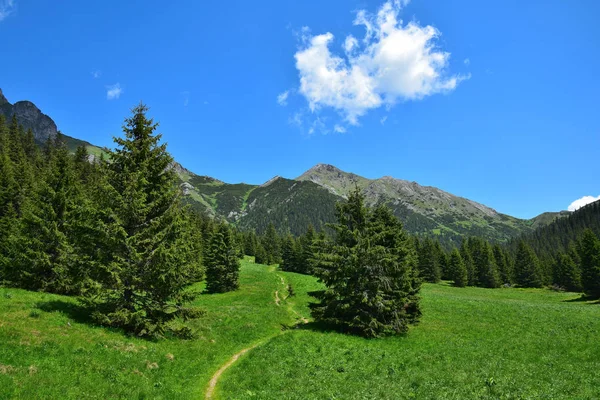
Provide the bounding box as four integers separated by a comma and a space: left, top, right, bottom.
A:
0, 89, 58, 143
0, 89, 8, 106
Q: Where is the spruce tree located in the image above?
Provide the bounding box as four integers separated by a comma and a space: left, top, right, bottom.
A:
262, 222, 280, 264
205, 224, 241, 293
554, 253, 582, 292
460, 240, 476, 286
310, 189, 420, 338
493, 244, 513, 284
579, 229, 600, 298
254, 242, 268, 265
417, 237, 441, 283
469, 238, 500, 288
82, 103, 202, 337
449, 248, 467, 287
16, 134, 81, 293
280, 234, 297, 272
297, 224, 316, 274
514, 241, 543, 288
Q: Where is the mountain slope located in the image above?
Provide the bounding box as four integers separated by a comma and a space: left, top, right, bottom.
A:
296, 164, 570, 245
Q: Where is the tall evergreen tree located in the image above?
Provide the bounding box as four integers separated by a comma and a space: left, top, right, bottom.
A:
82, 104, 202, 337
514, 241, 543, 288
493, 244, 512, 284
460, 240, 476, 286
579, 229, 600, 298
296, 224, 316, 274
254, 242, 268, 265
449, 248, 468, 287
310, 189, 420, 338
417, 237, 441, 283
205, 223, 241, 293
469, 238, 500, 288
280, 234, 298, 272
553, 253, 582, 292
262, 222, 281, 265
15, 134, 82, 293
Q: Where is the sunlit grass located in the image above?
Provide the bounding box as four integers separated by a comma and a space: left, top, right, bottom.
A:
220, 282, 600, 399
1, 262, 598, 399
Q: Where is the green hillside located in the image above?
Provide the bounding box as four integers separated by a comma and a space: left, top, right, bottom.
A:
177, 163, 569, 245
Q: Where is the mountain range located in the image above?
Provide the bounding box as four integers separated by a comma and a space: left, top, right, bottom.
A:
0, 89, 570, 246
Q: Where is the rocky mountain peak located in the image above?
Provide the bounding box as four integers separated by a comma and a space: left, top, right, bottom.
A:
0, 91, 58, 143
0, 88, 8, 106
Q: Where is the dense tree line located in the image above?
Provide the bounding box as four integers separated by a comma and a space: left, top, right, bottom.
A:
0, 106, 243, 338
272, 195, 600, 299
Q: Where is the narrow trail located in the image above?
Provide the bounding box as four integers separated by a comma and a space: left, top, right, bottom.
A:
204, 267, 309, 399
205, 344, 259, 399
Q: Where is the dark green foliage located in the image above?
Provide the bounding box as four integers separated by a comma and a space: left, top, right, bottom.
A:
578, 229, 600, 298
236, 178, 340, 236
262, 222, 281, 265
254, 242, 268, 265
449, 248, 468, 287
515, 200, 600, 259
280, 234, 299, 272
493, 244, 513, 284
514, 241, 543, 288
553, 253, 582, 292
81, 104, 202, 337
15, 134, 84, 293
310, 189, 420, 338
467, 237, 501, 288
417, 237, 441, 283
205, 223, 241, 293
460, 240, 476, 286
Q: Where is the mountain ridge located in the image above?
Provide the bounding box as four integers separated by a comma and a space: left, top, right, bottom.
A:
1, 88, 570, 245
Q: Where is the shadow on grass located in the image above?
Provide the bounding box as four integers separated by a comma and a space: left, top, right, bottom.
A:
35, 300, 94, 324
563, 295, 600, 304
291, 320, 409, 339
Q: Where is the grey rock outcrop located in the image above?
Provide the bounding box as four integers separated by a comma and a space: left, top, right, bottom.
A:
0, 89, 58, 143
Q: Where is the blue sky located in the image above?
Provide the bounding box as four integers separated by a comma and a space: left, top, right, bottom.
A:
0, 0, 598, 219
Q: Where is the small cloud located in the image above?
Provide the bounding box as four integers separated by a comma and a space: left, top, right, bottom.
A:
106, 83, 123, 100
277, 90, 290, 106
568, 195, 600, 212
181, 91, 190, 107
485, 68, 493, 75
203, 100, 209, 105
91, 70, 102, 79
380, 116, 388, 125
0, 0, 15, 22
289, 111, 304, 127
463, 58, 470, 66
334, 124, 346, 133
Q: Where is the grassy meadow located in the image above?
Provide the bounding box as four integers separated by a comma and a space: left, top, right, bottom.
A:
1, 259, 599, 399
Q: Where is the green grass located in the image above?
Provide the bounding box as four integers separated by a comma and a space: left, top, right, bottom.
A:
221, 283, 600, 400
0, 258, 294, 399
1, 262, 599, 399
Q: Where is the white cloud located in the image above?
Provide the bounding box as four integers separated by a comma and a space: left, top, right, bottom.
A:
464, 58, 470, 66
92, 70, 102, 79
334, 124, 346, 133
181, 91, 190, 106
293, 0, 466, 125
0, 0, 15, 21
568, 195, 600, 212
380, 116, 388, 125
277, 90, 289, 106
106, 83, 123, 100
